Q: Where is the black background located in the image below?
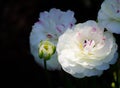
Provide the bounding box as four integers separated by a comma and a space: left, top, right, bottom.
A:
1, 0, 120, 88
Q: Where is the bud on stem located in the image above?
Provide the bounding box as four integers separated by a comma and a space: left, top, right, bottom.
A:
38, 40, 56, 60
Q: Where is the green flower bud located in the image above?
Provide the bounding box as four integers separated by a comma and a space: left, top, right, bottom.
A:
111, 82, 115, 88
38, 40, 56, 60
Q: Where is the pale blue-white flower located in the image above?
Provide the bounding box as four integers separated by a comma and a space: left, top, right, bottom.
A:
30, 8, 76, 70
98, 0, 120, 34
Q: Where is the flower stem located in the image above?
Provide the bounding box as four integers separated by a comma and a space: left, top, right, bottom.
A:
44, 59, 52, 88
116, 61, 119, 88
44, 59, 47, 70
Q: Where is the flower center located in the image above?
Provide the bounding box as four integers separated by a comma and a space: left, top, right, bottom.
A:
83, 39, 95, 52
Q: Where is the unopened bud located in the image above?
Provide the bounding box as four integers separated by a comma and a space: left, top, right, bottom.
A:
38, 40, 56, 60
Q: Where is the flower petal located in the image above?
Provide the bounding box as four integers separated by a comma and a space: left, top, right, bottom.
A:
30, 8, 76, 70
57, 20, 118, 78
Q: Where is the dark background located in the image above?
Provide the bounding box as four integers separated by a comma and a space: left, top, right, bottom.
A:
1, 0, 119, 87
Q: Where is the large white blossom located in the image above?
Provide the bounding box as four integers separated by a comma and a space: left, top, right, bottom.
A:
29, 8, 76, 70
57, 20, 118, 78
98, 0, 120, 34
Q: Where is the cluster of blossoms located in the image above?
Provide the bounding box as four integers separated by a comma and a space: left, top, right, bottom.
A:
30, 0, 119, 78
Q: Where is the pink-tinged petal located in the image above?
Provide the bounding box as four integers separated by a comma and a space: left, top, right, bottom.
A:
92, 27, 97, 32
47, 33, 53, 38
56, 26, 62, 34
57, 20, 118, 78
30, 8, 76, 70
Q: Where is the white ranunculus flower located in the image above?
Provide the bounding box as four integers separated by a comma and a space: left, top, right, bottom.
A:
57, 20, 118, 78
98, 0, 120, 34
30, 8, 76, 70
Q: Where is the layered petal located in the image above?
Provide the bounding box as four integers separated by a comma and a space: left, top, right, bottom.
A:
97, 0, 120, 34
30, 8, 76, 70
57, 20, 118, 78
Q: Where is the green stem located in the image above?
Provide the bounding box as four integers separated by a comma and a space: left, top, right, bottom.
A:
112, 61, 119, 88
116, 61, 119, 88
44, 59, 52, 88
44, 59, 47, 70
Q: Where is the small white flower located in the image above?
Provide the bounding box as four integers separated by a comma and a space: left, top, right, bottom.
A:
98, 0, 120, 34
29, 8, 76, 70
57, 20, 118, 78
